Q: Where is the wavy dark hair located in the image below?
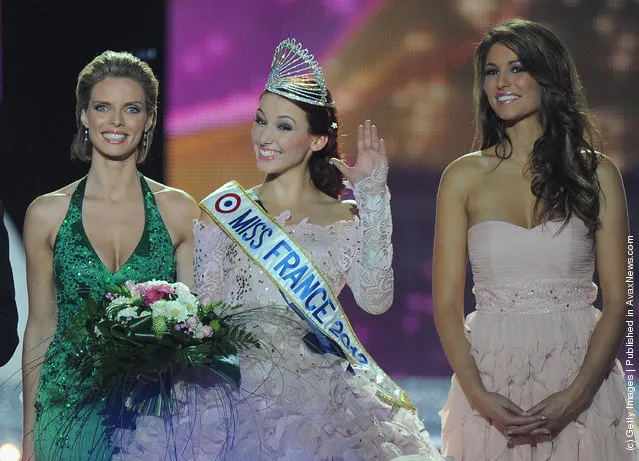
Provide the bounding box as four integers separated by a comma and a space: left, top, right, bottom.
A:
473, 18, 601, 235
264, 90, 344, 199
70, 50, 159, 164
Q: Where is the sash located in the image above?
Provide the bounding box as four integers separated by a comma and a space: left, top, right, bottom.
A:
200, 181, 415, 411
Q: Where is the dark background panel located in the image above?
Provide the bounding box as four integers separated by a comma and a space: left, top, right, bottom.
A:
0, 0, 166, 232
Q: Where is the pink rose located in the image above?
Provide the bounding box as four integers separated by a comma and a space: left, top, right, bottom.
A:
143, 288, 169, 305
138, 282, 174, 306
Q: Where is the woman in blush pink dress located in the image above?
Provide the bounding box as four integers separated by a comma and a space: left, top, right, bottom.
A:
434, 19, 636, 460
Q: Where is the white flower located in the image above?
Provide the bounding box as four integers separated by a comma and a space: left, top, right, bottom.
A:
151, 299, 189, 323
172, 282, 192, 296
116, 306, 140, 321
150, 299, 169, 317
107, 296, 132, 310
139, 280, 172, 288
166, 300, 190, 322
176, 290, 199, 316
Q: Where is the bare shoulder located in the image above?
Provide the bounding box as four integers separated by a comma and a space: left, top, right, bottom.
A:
595, 153, 623, 185
24, 180, 81, 241
196, 206, 217, 227
439, 151, 487, 193
450, 150, 494, 170
595, 153, 626, 210
146, 178, 199, 220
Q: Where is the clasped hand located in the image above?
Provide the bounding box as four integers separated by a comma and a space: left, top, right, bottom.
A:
475, 387, 590, 442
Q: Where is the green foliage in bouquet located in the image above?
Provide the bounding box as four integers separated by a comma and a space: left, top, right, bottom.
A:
65, 280, 260, 417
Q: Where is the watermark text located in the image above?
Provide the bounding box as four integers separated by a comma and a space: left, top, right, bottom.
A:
626, 234, 636, 451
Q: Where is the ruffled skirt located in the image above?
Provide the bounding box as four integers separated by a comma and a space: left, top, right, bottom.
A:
440, 306, 637, 460
111, 307, 446, 461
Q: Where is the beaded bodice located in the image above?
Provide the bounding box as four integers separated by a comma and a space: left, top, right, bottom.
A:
468, 218, 597, 314
37, 173, 175, 408
52, 173, 176, 324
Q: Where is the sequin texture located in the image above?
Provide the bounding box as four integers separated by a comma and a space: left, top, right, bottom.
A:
34, 173, 176, 460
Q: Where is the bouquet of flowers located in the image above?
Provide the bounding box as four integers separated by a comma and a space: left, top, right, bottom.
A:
70, 280, 259, 417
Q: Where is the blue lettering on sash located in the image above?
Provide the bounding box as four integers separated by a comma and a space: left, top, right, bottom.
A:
230, 210, 258, 234
243, 220, 265, 242
305, 288, 327, 312
282, 265, 308, 288
251, 227, 273, 250
273, 250, 301, 276
263, 240, 292, 261
313, 298, 337, 323
293, 273, 320, 300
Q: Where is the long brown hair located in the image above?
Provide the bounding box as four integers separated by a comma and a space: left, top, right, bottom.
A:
473, 19, 601, 235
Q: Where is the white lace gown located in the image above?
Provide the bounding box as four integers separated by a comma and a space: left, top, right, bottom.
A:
111, 168, 445, 461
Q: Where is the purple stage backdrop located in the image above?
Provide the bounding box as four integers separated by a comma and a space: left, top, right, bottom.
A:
165, 0, 638, 377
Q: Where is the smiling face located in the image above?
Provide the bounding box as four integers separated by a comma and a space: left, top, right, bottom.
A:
483, 43, 541, 126
81, 77, 153, 161
251, 92, 326, 175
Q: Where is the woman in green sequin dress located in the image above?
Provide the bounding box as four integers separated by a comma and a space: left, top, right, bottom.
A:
21, 51, 199, 461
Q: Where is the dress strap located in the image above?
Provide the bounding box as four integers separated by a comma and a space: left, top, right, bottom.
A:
137, 173, 175, 257
138, 173, 161, 219
68, 175, 88, 217
53, 176, 88, 252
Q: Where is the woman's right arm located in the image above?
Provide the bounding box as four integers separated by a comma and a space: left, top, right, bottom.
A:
433, 159, 542, 431
22, 197, 59, 460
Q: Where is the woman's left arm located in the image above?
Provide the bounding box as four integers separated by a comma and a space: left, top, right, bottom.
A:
332, 120, 393, 314
346, 165, 394, 314
569, 155, 629, 402
521, 154, 630, 435
161, 189, 200, 289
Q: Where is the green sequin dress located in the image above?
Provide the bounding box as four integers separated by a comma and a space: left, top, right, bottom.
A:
34, 173, 176, 460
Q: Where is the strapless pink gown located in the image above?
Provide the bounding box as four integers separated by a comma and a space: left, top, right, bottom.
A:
440, 218, 637, 460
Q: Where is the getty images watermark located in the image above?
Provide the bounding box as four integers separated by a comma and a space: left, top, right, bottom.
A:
626, 234, 636, 452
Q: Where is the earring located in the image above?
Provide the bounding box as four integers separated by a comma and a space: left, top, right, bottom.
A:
143, 130, 148, 148
84, 127, 88, 142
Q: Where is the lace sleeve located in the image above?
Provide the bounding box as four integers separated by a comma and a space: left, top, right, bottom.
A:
193, 220, 227, 304
344, 165, 394, 314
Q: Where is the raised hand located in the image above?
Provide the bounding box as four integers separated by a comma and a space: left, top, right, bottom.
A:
330, 120, 388, 184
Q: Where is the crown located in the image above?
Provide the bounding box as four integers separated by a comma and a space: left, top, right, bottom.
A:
265, 38, 334, 108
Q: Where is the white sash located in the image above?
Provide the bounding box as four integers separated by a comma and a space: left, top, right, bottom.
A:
200, 181, 415, 411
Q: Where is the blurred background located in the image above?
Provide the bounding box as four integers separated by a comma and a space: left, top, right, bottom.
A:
0, 0, 637, 457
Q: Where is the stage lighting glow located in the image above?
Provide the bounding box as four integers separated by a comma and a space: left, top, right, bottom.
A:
0, 443, 21, 461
